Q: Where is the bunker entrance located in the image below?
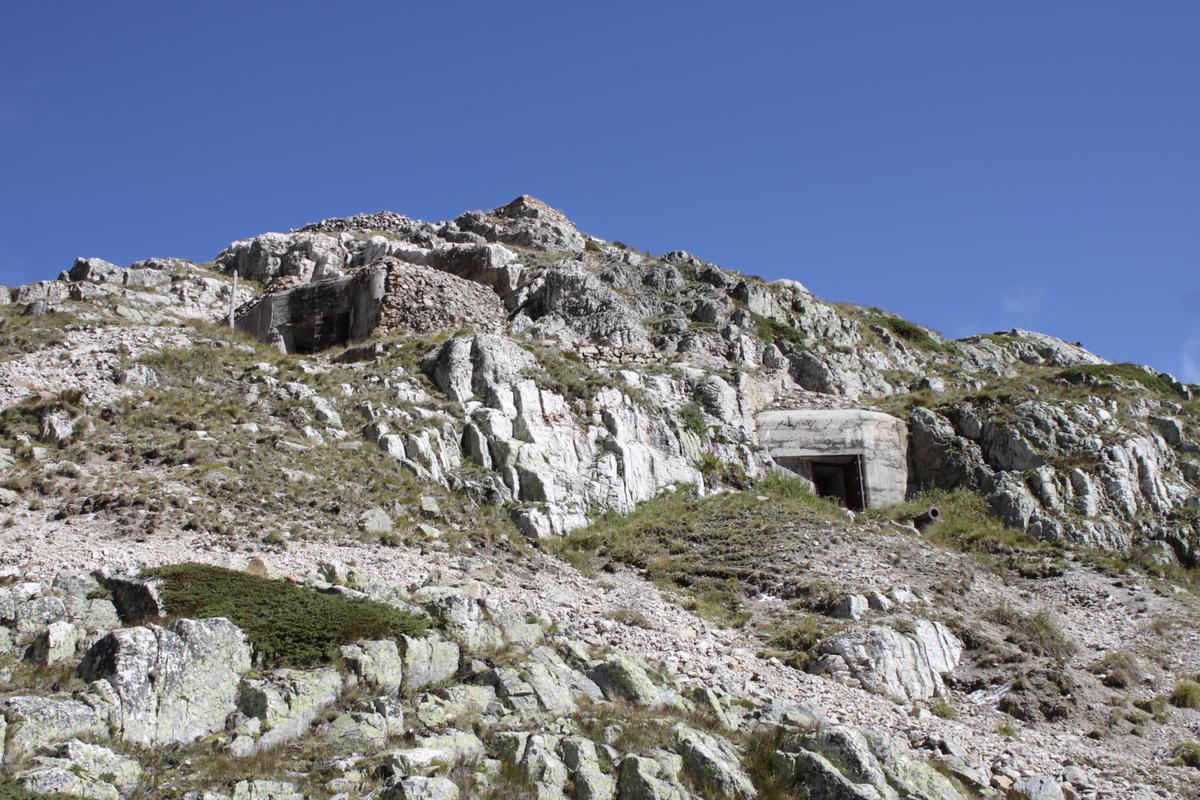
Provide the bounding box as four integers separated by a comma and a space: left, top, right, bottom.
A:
809, 455, 865, 511
281, 312, 352, 355
776, 453, 866, 511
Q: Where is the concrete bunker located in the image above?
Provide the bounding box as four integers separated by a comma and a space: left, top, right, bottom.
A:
235, 265, 387, 354
234, 257, 507, 354
757, 409, 908, 510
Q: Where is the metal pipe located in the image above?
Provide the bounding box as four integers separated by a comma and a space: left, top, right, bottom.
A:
913, 506, 941, 529
228, 270, 239, 328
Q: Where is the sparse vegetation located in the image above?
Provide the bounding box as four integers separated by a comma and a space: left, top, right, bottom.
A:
144, 563, 428, 667
1170, 679, 1200, 710
1090, 651, 1143, 689
861, 311, 954, 355
760, 614, 836, 670
931, 701, 958, 719
0, 776, 79, 800
679, 402, 708, 436
869, 489, 1063, 577
987, 601, 1076, 662
1173, 740, 1200, 769
552, 475, 846, 628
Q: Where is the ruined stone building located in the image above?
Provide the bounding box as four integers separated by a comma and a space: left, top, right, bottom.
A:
234, 257, 505, 353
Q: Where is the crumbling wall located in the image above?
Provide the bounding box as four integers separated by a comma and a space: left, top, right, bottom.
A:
235, 257, 508, 353
235, 265, 387, 353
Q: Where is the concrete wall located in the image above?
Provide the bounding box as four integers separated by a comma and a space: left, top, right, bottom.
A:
236, 265, 387, 353
757, 408, 909, 508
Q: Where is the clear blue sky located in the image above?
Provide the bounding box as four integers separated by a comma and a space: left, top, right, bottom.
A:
2, 2, 1197, 379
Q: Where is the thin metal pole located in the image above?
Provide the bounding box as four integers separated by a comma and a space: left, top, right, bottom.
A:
229, 270, 239, 328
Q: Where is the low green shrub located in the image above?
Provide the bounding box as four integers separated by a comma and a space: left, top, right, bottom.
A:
679, 403, 708, 437
144, 563, 427, 667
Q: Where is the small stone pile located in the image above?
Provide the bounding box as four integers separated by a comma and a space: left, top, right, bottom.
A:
299, 211, 422, 236
373, 258, 506, 337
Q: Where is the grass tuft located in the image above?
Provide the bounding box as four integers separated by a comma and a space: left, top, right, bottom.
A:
1170, 679, 1200, 710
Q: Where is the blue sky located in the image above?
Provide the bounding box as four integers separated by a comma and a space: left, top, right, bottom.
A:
1, 2, 1197, 379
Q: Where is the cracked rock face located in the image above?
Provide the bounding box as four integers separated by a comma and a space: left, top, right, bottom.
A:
813, 620, 963, 702
78, 617, 252, 747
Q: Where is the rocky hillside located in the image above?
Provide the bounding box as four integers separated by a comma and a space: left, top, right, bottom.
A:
0, 197, 1197, 799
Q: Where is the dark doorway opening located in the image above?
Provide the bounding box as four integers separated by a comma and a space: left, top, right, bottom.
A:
282, 312, 352, 355
809, 455, 865, 511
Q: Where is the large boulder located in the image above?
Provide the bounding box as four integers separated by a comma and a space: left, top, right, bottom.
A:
812, 620, 962, 702
673, 724, 756, 798
236, 667, 344, 751
78, 617, 252, 746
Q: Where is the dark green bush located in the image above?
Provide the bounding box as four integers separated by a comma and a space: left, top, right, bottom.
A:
144, 563, 427, 667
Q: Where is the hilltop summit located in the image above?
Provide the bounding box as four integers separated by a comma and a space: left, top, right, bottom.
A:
0, 199, 1197, 798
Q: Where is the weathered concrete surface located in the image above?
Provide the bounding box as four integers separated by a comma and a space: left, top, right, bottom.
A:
757, 409, 908, 508
236, 265, 387, 353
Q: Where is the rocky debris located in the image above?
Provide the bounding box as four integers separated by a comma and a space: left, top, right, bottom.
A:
217, 231, 349, 283
78, 617, 252, 746
813, 620, 963, 701
374, 257, 507, 335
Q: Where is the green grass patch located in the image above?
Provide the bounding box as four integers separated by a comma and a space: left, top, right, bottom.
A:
987, 602, 1077, 662
931, 701, 958, 719
1056, 363, 1184, 400
862, 312, 955, 354
868, 489, 1063, 577
1089, 651, 1143, 689
0, 775, 80, 800
1174, 741, 1200, 769
750, 311, 807, 350
759, 614, 836, 670
143, 563, 427, 667
551, 475, 846, 628
679, 402, 708, 436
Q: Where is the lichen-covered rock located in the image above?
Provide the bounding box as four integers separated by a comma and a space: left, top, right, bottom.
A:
14, 740, 142, 800
774, 748, 886, 800
813, 620, 962, 702
589, 654, 668, 708
341, 639, 404, 693
0, 696, 109, 765
231, 780, 307, 800
78, 617, 252, 746
383, 776, 461, 800
236, 667, 343, 751
616, 754, 688, 800
399, 635, 460, 690
561, 736, 616, 800
673, 724, 756, 799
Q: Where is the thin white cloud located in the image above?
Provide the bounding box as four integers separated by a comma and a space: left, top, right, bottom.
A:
1181, 337, 1200, 384
999, 285, 1047, 316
